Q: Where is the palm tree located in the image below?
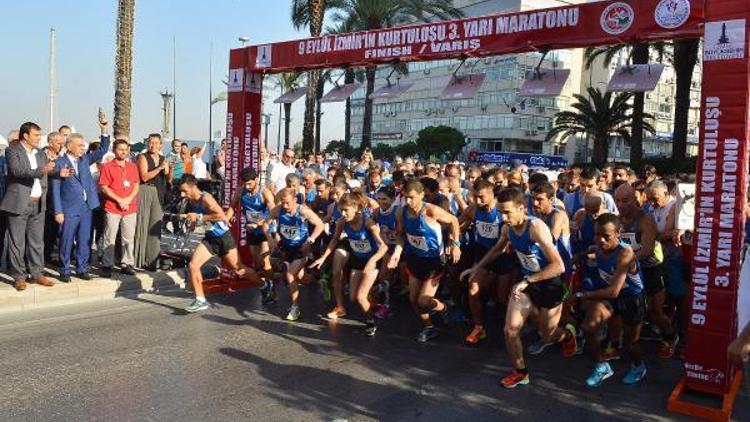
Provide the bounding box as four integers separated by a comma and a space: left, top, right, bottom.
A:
546, 87, 654, 166
292, 0, 345, 155
331, 0, 464, 150
671, 38, 699, 160
113, 0, 136, 138
272, 72, 305, 150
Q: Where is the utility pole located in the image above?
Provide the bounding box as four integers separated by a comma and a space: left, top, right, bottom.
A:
262, 113, 271, 149
160, 90, 173, 139
172, 36, 177, 140
49, 27, 56, 133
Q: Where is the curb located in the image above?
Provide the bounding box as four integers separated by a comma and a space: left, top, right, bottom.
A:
0, 268, 189, 315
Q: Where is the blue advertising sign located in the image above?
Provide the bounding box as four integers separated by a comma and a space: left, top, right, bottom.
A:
469, 151, 568, 168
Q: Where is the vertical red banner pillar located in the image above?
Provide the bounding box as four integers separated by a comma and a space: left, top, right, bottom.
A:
684, 0, 750, 396
224, 47, 264, 278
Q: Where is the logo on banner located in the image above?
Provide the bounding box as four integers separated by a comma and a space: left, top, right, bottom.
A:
654, 0, 690, 29
704, 19, 746, 62
600, 2, 634, 35
245, 72, 262, 93
256, 44, 272, 68
227, 68, 245, 92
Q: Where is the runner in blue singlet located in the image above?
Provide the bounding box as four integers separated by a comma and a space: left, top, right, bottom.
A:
570, 213, 648, 387
311, 191, 387, 336
321, 183, 351, 320
176, 175, 268, 313
372, 186, 399, 319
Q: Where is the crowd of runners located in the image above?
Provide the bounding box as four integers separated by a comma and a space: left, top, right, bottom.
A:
178, 148, 697, 389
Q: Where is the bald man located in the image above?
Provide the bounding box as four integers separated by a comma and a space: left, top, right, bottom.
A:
268, 148, 297, 194
615, 183, 678, 358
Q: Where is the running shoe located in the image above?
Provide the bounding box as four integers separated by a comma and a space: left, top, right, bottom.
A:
658, 334, 680, 359
260, 280, 276, 305
561, 324, 578, 358
325, 306, 347, 320
285, 305, 301, 321
416, 326, 438, 343
374, 304, 392, 319
586, 362, 614, 387
465, 325, 487, 345
185, 298, 209, 313
364, 320, 377, 337
622, 363, 647, 385
602, 342, 621, 361
527, 338, 555, 355
500, 370, 530, 389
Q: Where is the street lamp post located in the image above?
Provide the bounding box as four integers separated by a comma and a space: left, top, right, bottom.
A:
261, 113, 271, 149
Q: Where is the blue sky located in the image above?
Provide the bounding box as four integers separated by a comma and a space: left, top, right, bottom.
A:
0, 0, 344, 150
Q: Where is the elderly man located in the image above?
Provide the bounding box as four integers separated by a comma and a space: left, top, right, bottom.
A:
1, 122, 72, 291
43, 131, 67, 264
51, 115, 110, 282
268, 148, 297, 194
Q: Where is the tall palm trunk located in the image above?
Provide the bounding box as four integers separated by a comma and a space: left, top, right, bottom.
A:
592, 134, 609, 166
629, 43, 649, 166
344, 68, 355, 152
361, 66, 376, 151
284, 103, 292, 149
315, 73, 326, 153
302, 0, 325, 155
113, 0, 135, 138
672, 38, 699, 160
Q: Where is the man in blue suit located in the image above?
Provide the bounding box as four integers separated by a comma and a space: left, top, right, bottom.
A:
51, 115, 110, 282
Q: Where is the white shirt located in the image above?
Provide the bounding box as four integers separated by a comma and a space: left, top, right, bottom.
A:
67, 153, 87, 201
25, 145, 42, 198
268, 161, 296, 194
192, 155, 208, 179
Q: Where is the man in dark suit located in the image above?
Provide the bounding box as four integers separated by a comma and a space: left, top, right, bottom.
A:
52, 116, 110, 282
1, 122, 72, 291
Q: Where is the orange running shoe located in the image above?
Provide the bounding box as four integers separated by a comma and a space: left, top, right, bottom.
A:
658, 334, 679, 359
465, 325, 487, 345
500, 370, 529, 389
325, 306, 347, 320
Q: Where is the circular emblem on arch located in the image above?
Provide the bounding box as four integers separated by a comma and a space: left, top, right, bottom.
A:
600, 2, 635, 35
654, 0, 691, 30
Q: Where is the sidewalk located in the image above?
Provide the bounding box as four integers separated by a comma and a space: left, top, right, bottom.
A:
0, 267, 188, 314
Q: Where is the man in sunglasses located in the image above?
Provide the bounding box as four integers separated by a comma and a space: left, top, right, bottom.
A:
268, 148, 297, 194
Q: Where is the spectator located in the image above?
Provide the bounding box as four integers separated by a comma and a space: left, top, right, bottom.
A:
180, 142, 193, 176
99, 139, 140, 277
167, 138, 183, 181
135, 134, 169, 271
1, 122, 70, 291
87, 140, 107, 264
268, 148, 296, 194
191, 143, 208, 180
58, 124, 72, 141
43, 131, 66, 264
51, 118, 110, 282
213, 139, 226, 180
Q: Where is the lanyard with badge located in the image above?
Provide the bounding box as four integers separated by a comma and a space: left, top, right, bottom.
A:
121, 163, 131, 189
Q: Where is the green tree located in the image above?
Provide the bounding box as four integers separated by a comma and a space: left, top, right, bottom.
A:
546, 87, 654, 166
415, 125, 466, 160
671, 38, 700, 160
371, 143, 395, 161
394, 141, 418, 158
331, 0, 464, 150
113, 0, 136, 138
324, 139, 354, 157
271, 72, 305, 150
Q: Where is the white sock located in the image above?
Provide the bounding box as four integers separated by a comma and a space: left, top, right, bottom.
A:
196, 296, 206, 302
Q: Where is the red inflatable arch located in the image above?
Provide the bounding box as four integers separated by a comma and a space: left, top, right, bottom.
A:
219, 1, 749, 419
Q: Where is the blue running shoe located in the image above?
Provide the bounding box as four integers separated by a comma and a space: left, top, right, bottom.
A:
622, 363, 647, 385
586, 362, 614, 387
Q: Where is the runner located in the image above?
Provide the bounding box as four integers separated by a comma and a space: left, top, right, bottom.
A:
311, 191, 388, 336
372, 186, 399, 319
571, 213, 648, 386
464, 187, 573, 388
264, 187, 326, 321
387, 180, 461, 343
322, 183, 352, 319
563, 167, 617, 218
226, 168, 277, 304
177, 174, 270, 313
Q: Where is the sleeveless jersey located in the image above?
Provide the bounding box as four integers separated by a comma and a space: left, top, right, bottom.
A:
344, 218, 378, 258
194, 192, 230, 237
377, 205, 398, 246
403, 204, 443, 258
620, 210, 663, 267
278, 205, 309, 248
508, 217, 548, 276
241, 187, 267, 235
595, 242, 644, 296
474, 206, 502, 250
543, 208, 572, 275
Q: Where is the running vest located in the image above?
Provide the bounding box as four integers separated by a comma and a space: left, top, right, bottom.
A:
403, 204, 443, 258
241, 187, 267, 235
542, 208, 572, 275
194, 192, 230, 237
595, 242, 644, 296
304, 188, 317, 206
575, 213, 596, 255
377, 205, 398, 245
508, 217, 549, 276
344, 218, 378, 258
278, 205, 309, 248
620, 210, 663, 267
474, 205, 502, 250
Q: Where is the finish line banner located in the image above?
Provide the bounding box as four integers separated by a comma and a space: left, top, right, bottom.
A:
684, 5, 749, 395
242, 0, 705, 72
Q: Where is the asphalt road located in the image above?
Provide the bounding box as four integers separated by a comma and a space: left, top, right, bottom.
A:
0, 286, 747, 422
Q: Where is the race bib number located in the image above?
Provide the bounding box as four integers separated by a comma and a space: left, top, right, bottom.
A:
620, 232, 640, 251
349, 239, 373, 254
516, 251, 541, 273
245, 210, 263, 224
475, 221, 499, 239
279, 224, 300, 240
407, 234, 428, 252
381, 227, 397, 244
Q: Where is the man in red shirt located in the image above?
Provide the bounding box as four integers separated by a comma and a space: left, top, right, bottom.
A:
99, 139, 140, 277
